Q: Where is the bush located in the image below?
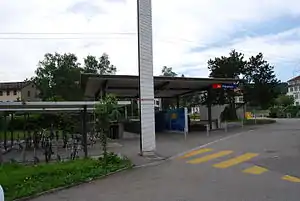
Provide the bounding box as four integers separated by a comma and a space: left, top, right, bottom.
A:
0, 113, 81, 132
0, 153, 132, 201
190, 113, 200, 120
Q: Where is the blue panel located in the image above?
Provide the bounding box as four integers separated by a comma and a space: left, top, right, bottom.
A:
165, 108, 186, 132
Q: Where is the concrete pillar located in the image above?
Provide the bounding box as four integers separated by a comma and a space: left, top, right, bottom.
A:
137, 0, 156, 155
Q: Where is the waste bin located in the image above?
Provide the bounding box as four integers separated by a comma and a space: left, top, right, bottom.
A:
109, 124, 119, 139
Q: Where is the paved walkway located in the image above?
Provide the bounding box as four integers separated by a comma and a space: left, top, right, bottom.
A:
30, 119, 300, 201
108, 123, 256, 166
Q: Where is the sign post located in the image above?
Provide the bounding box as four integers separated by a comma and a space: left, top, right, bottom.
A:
137, 0, 156, 155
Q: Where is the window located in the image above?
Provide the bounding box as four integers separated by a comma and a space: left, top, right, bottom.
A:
13, 90, 17, 95
290, 87, 294, 92
0, 91, 2, 96
27, 91, 31, 97
6, 91, 10, 96
296, 102, 299, 105
295, 94, 298, 99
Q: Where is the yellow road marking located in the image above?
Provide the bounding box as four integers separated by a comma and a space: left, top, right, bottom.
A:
282, 175, 300, 183
213, 153, 259, 169
243, 166, 268, 175
186, 150, 233, 164
179, 148, 213, 159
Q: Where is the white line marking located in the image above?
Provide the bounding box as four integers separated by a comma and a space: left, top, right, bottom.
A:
134, 129, 254, 168
170, 130, 254, 160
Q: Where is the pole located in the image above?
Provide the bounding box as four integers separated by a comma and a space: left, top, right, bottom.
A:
206, 124, 210, 136
3, 113, 7, 150
10, 112, 14, 148
137, 0, 156, 155
137, 0, 142, 154
82, 105, 88, 158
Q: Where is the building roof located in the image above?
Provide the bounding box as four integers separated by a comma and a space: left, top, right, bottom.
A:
287, 76, 300, 82
0, 81, 32, 90
0, 101, 130, 112
81, 73, 240, 98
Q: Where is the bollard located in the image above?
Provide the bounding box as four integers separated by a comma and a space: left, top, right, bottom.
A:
224, 121, 228, 133
0, 184, 4, 201
206, 124, 210, 136
241, 118, 244, 128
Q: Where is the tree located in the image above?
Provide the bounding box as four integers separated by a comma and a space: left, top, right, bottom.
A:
161, 66, 177, 77
243, 53, 279, 109
34, 52, 83, 101
83, 53, 116, 75
207, 50, 246, 120
159, 66, 177, 109
275, 95, 294, 107
95, 94, 121, 173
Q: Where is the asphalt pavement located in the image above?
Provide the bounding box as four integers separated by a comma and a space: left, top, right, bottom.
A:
31, 119, 300, 201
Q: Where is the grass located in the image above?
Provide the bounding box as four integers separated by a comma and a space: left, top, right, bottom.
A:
0, 153, 132, 201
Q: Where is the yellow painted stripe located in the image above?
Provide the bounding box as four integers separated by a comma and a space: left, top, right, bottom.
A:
213, 153, 259, 169
186, 150, 233, 164
282, 175, 300, 183
179, 148, 213, 159
243, 166, 268, 175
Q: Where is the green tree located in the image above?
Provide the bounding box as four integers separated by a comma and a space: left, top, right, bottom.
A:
275, 95, 294, 107
243, 53, 279, 109
83, 53, 116, 75
161, 66, 177, 77
207, 50, 246, 120
95, 94, 121, 172
34, 52, 83, 101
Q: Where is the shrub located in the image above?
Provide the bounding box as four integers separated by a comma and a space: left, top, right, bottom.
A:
0, 153, 132, 201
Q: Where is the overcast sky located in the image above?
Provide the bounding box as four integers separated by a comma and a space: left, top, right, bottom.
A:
1, 0, 300, 82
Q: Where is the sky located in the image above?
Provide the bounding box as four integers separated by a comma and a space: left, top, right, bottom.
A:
1, 0, 300, 82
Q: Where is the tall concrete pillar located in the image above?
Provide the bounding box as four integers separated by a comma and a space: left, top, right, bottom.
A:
137, 0, 156, 155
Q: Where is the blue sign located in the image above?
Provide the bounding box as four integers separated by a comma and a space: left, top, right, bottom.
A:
212, 83, 238, 89
222, 83, 237, 89
166, 108, 186, 132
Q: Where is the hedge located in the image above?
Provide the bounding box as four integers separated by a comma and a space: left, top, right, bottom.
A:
0, 153, 132, 201
0, 113, 82, 132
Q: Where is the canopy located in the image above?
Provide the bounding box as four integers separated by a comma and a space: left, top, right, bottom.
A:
81, 74, 240, 98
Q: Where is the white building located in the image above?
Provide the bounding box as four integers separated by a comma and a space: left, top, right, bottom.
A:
287, 76, 300, 105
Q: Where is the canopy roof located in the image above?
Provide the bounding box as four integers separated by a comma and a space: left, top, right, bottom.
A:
0, 101, 130, 112
81, 74, 240, 98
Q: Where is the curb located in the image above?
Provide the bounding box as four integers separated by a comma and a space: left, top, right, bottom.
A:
13, 165, 133, 201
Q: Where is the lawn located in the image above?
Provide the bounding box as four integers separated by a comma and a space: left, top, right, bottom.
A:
0, 153, 132, 201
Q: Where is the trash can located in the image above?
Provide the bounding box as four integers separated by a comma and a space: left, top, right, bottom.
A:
109, 124, 119, 139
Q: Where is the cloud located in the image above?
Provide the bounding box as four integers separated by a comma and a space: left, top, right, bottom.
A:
0, 0, 300, 82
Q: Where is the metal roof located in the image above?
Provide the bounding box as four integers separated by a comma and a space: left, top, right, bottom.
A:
81, 73, 240, 98
0, 81, 33, 90
0, 101, 130, 112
